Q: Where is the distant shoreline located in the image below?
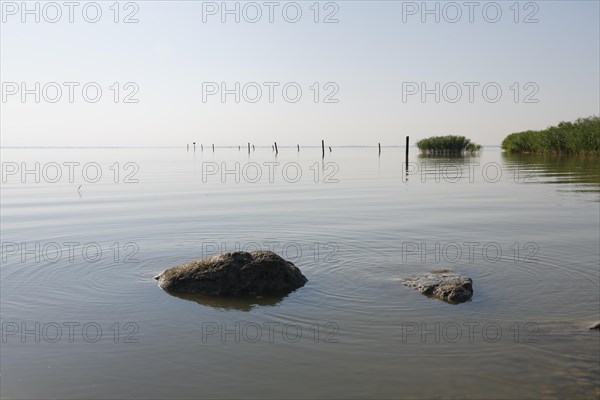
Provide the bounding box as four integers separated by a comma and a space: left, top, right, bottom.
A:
0, 145, 503, 149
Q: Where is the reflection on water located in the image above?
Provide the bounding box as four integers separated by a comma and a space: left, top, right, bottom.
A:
410, 151, 600, 195
417, 153, 482, 159
502, 152, 600, 192
164, 290, 288, 311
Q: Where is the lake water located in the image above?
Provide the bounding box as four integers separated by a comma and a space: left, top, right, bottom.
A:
1, 147, 599, 399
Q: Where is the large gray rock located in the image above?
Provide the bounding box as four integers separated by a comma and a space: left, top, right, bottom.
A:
402, 270, 473, 304
590, 321, 600, 331
155, 251, 307, 296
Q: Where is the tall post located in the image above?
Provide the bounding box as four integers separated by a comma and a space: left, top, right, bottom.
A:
187, 144, 189, 151
212, 144, 214, 152
297, 144, 300, 152
378, 143, 381, 156
405, 136, 410, 171
248, 143, 250, 154
274, 142, 278, 154
193, 142, 195, 151
322, 140, 325, 158
201, 144, 203, 151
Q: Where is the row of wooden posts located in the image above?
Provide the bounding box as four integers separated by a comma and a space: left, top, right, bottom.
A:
186, 137, 410, 160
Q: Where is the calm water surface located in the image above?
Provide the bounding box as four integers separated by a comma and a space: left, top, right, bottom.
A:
1, 147, 599, 399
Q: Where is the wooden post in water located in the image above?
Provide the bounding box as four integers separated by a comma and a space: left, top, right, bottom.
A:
252, 145, 255, 151
201, 144, 203, 151
187, 144, 189, 151
212, 144, 214, 152
322, 140, 325, 158
274, 142, 278, 154
405, 136, 409, 171
378, 143, 381, 156
297, 144, 300, 152
193, 142, 196, 151
248, 143, 250, 154
329, 146, 332, 152
238, 146, 240, 151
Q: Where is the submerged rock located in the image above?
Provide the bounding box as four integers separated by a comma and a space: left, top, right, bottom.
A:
590, 321, 600, 331
155, 251, 307, 296
402, 270, 473, 304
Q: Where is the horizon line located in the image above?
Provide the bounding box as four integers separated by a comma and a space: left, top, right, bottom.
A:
0, 145, 503, 149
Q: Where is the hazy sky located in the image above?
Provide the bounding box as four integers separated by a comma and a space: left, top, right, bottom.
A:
1, 0, 599, 147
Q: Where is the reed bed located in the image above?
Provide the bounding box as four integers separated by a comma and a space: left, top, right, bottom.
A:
416, 135, 482, 154
501, 116, 600, 155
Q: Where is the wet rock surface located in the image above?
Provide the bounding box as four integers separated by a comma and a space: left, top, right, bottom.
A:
155, 251, 307, 296
402, 270, 473, 304
589, 321, 600, 331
